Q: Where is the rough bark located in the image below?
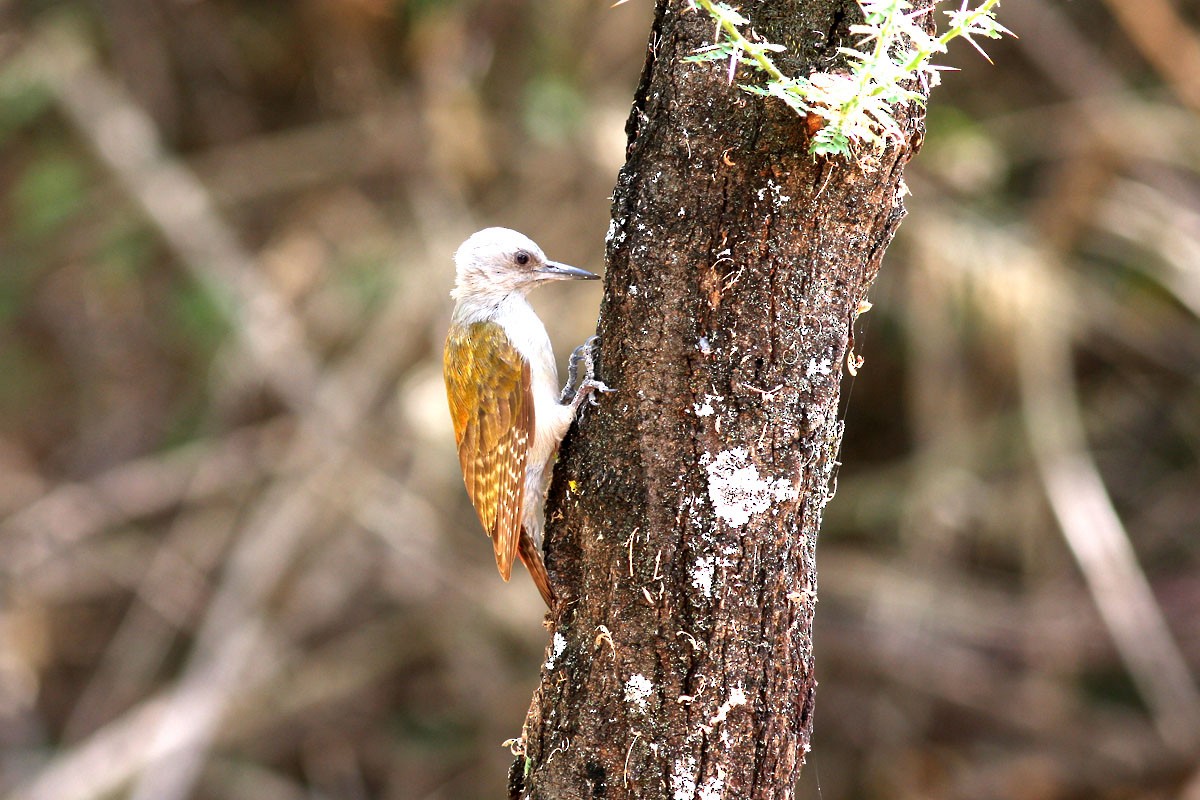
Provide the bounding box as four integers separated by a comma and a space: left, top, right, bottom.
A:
516, 1, 929, 798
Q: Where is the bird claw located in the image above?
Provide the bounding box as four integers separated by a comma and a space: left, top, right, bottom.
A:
582, 379, 615, 406
561, 335, 613, 407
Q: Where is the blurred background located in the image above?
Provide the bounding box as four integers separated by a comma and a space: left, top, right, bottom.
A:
0, 1, 1197, 798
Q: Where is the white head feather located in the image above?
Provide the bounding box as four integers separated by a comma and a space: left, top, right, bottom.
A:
451, 228, 596, 304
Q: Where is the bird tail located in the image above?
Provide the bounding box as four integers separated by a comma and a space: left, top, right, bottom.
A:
518, 531, 556, 608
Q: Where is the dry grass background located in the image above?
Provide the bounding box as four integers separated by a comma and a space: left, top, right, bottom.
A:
0, 1, 1197, 798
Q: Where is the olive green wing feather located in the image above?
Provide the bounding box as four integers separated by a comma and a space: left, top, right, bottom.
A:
444, 320, 533, 580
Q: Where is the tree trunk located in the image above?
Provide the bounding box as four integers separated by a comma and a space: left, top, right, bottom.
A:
517, 2, 928, 797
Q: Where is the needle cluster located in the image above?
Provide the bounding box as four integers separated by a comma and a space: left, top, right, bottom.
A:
685, 0, 1013, 158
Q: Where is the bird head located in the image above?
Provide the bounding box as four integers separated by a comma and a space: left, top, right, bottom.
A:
451, 227, 598, 302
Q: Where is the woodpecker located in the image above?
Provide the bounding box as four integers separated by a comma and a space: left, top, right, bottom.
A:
444, 228, 611, 607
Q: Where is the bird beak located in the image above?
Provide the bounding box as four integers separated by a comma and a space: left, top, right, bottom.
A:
539, 260, 599, 281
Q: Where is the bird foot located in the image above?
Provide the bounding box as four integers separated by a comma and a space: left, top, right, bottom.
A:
577, 377, 615, 407
561, 335, 615, 407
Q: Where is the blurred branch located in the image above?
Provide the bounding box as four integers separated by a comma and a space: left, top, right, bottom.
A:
25, 24, 321, 412
3, 607, 425, 800
1184, 766, 1200, 800
60, 506, 240, 742
4, 692, 177, 800
1006, 1, 1127, 103
825, 624, 1172, 780
821, 549, 1200, 670
903, 210, 1200, 754
1099, 0, 1200, 113
189, 103, 419, 206
0, 21, 466, 800
118, 316, 438, 800
113, 188, 462, 799
1098, 179, 1200, 319
1008, 1, 1200, 174
1014, 252, 1200, 752
0, 422, 288, 576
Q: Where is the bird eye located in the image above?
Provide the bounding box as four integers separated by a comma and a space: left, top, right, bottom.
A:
515, 251, 531, 266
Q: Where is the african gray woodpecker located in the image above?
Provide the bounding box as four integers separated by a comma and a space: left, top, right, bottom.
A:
443, 228, 611, 606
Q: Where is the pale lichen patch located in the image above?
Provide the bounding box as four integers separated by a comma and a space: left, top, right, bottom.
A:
709, 685, 748, 727
756, 178, 792, 206
693, 393, 721, 417
704, 448, 798, 527
605, 218, 626, 247
545, 631, 566, 670
671, 755, 698, 800
624, 673, 653, 711
806, 357, 833, 378
692, 556, 715, 597
697, 766, 726, 800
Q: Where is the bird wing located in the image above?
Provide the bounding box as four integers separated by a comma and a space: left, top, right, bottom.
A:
443, 320, 532, 581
